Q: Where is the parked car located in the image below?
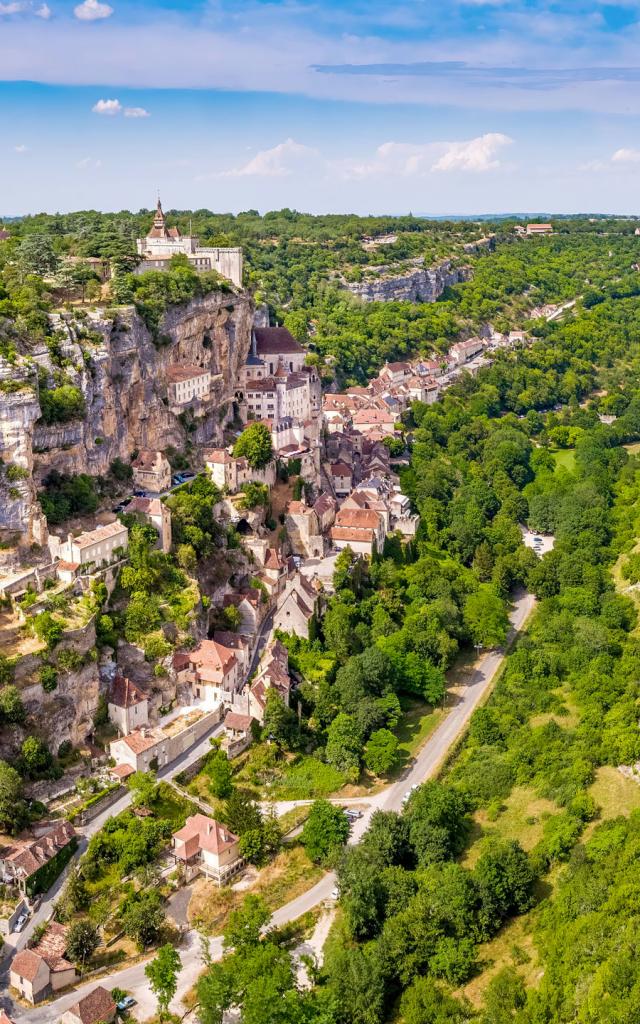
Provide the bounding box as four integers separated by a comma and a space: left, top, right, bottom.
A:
344, 809, 363, 820
330, 888, 339, 901
181, 471, 195, 479
14, 912, 28, 933
117, 997, 136, 1012
533, 536, 543, 543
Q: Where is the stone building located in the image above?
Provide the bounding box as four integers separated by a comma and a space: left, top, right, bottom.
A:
124, 496, 172, 553
167, 364, 211, 407
172, 814, 243, 885
10, 923, 76, 1005
136, 198, 243, 287
131, 449, 171, 493
107, 674, 149, 736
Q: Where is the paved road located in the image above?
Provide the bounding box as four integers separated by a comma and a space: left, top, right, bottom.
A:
10, 590, 535, 1023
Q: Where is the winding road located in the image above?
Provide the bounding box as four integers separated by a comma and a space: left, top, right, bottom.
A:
8, 589, 535, 1024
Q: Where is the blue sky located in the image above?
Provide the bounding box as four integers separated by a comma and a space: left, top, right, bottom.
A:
3, 0, 640, 215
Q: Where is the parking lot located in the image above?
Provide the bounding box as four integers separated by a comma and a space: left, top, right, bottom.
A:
521, 527, 555, 556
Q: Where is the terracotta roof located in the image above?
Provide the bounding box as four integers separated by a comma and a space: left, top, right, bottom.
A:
264, 548, 284, 570
0, 1011, 15, 1024
188, 638, 237, 677
335, 508, 381, 529
352, 408, 395, 425
121, 730, 158, 755
70, 520, 128, 551
109, 674, 147, 709
330, 462, 352, 477
245, 377, 277, 393
287, 500, 310, 516
5, 821, 76, 879
254, 326, 304, 355
34, 921, 69, 968
224, 710, 253, 732
330, 526, 376, 543
11, 948, 45, 983
385, 361, 411, 372
314, 493, 336, 516
56, 560, 80, 572
110, 763, 135, 780
173, 814, 239, 859
167, 364, 209, 383
131, 449, 164, 470
66, 986, 116, 1024
125, 497, 163, 516
204, 448, 232, 464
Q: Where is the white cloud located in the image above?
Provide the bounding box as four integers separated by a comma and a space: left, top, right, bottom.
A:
124, 106, 150, 118
92, 97, 121, 115
14, 143, 28, 153
76, 156, 102, 169
35, 2, 50, 16
220, 138, 317, 177
335, 133, 513, 180
431, 132, 513, 172
0, 2, 25, 13
612, 147, 640, 163
74, 0, 112, 21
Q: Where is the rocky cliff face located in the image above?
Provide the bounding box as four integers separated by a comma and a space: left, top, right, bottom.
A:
0, 289, 253, 541
343, 259, 472, 304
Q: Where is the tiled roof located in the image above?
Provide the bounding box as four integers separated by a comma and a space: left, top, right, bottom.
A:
224, 710, 253, 732
330, 526, 376, 543
66, 987, 116, 1024
204, 448, 232, 464
11, 949, 45, 983
109, 674, 148, 709
254, 326, 304, 355
330, 462, 352, 477
125, 496, 163, 516
166, 364, 209, 383
173, 814, 239, 858
5, 821, 76, 879
71, 520, 128, 551
335, 508, 381, 529
121, 730, 158, 755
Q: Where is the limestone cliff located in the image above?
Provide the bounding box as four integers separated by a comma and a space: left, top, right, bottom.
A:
0, 289, 253, 541
343, 259, 472, 304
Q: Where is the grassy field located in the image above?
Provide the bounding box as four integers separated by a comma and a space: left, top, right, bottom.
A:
588, 765, 640, 821
460, 785, 559, 870
549, 447, 576, 472
188, 845, 323, 935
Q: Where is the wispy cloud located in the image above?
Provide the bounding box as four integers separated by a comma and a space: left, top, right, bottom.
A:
74, 0, 112, 21
14, 143, 28, 153
124, 106, 150, 118
0, 1, 26, 13
92, 97, 122, 115
35, 2, 50, 17
76, 156, 102, 169
219, 138, 317, 177
612, 147, 640, 163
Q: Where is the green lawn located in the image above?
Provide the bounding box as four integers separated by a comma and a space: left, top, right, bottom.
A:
391, 697, 444, 777
550, 447, 576, 472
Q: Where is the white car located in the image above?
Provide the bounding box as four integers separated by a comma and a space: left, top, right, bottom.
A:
330, 888, 339, 901
14, 912, 28, 933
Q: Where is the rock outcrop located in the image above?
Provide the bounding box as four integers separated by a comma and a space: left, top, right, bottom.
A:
0, 288, 253, 540
343, 259, 472, 304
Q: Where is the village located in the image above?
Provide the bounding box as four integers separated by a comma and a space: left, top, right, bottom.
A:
0, 208, 534, 1019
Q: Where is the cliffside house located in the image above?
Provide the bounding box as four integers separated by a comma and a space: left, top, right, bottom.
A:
135, 197, 243, 287
222, 710, 254, 757
272, 574, 320, 640
329, 461, 353, 498
246, 326, 307, 376
10, 923, 76, 1004
205, 447, 276, 493
172, 814, 243, 884
449, 338, 485, 367
0, 821, 76, 895
131, 449, 171, 494
60, 987, 117, 1024
379, 361, 411, 384
285, 500, 323, 559
124, 496, 172, 553
167, 364, 211, 407
107, 674, 149, 736
222, 588, 265, 637
330, 507, 386, 558
249, 638, 292, 722
173, 637, 244, 705
51, 521, 128, 571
